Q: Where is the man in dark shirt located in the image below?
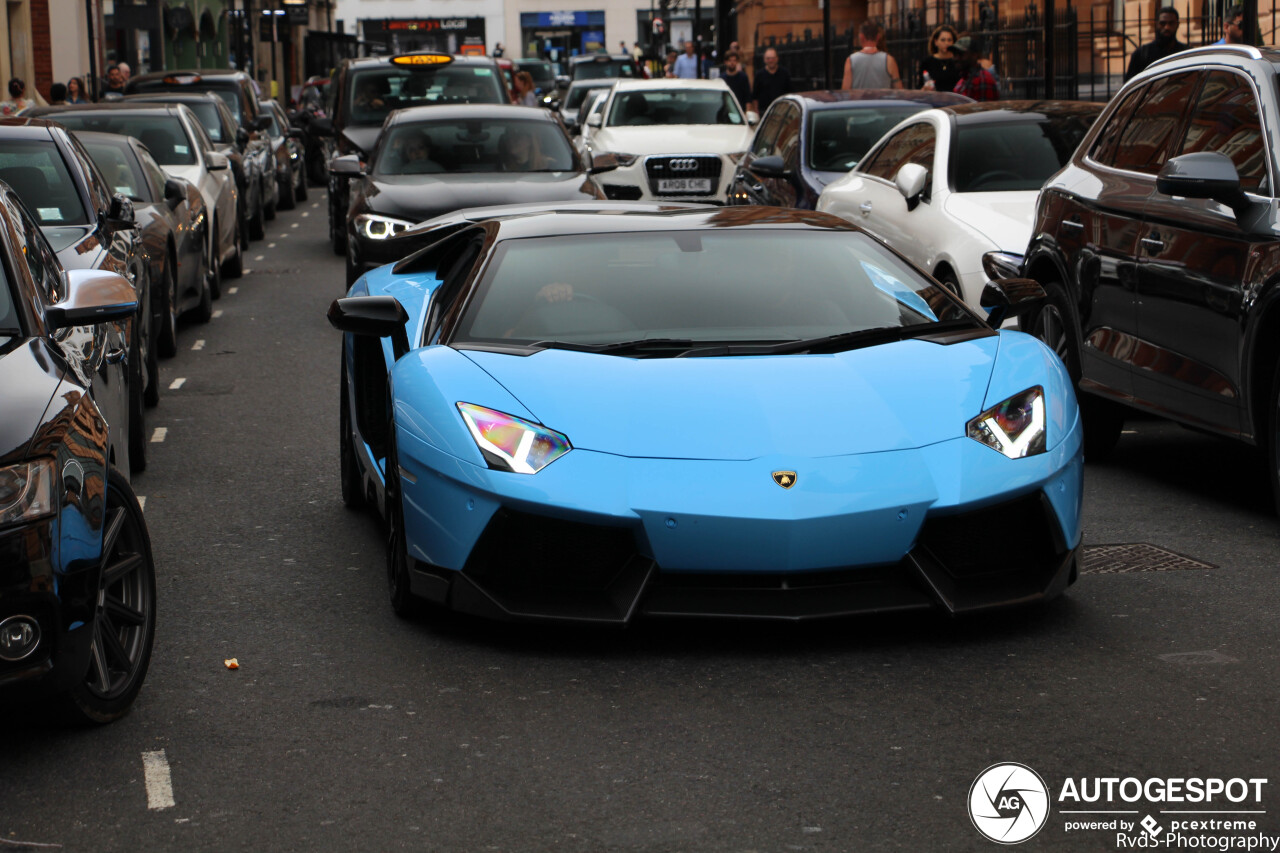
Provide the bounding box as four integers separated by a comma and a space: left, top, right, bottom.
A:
1125, 7, 1188, 80
750, 48, 791, 114
721, 50, 751, 110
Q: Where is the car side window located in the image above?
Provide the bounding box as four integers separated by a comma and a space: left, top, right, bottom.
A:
1088, 86, 1145, 167
140, 152, 169, 202
9, 197, 62, 302
750, 106, 786, 157
1109, 71, 1200, 174
859, 123, 935, 181
774, 104, 802, 170
65, 134, 111, 216
1175, 69, 1268, 195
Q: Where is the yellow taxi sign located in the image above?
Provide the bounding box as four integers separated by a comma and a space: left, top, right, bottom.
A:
391, 53, 453, 67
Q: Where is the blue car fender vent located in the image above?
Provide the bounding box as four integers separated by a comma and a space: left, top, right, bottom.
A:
908, 491, 1077, 615
457, 509, 652, 624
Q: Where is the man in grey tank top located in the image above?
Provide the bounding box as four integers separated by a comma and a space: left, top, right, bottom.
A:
842, 21, 904, 90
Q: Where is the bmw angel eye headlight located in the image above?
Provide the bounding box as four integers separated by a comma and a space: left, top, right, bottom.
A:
967, 387, 1046, 459
0, 459, 56, 526
457, 403, 571, 474
354, 214, 413, 240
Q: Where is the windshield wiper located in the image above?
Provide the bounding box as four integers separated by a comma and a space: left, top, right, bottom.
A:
530, 338, 700, 356
682, 320, 980, 357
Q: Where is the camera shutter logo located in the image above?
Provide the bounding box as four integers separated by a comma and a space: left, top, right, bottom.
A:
969, 763, 1050, 844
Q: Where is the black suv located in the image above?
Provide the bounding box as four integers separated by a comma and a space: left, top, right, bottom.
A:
312, 52, 508, 255
1020, 45, 1280, 509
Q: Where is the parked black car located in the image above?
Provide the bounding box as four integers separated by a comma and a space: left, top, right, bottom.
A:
0, 118, 154, 471
1019, 45, 1280, 510
311, 52, 510, 255
121, 91, 267, 239
261, 98, 306, 209
335, 104, 608, 286
729, 89, 971, 210
0, 180, 156, 723
73, 130, 212, 336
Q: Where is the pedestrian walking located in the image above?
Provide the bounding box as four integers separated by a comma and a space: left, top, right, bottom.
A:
721, 51, 751, 110
842, 21, 903, 90
920, 25, 962, 94
1125, 7, 1187, 80
750, 48, 791, 113
951, 36, 999, 101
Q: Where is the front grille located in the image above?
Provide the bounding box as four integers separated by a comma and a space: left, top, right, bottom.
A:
464, 509, 639, 595
644, 155, 722, 196
916, 493, 1062, 580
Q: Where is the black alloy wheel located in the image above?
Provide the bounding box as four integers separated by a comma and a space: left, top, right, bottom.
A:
128, 332, 147, 474
60, 467, 156, 724
157, 260, 178, 357
339, 364, 365, 509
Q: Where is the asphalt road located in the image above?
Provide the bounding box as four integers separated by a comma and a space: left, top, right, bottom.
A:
2, 196, 1279, 852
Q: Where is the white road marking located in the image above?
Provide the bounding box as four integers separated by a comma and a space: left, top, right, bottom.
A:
228, 287, 238, 295
151, 427, 167, 443
290, 222, 298, 228
192, 340, 205, 351
169, 377, 186, 390
242, 269, 252, 275
213, 309, 223, 318
137, 496, 146, 511
254, 255, 264, 261
310, 202, 319, 208
301, 212, 309, 217
280, 233, 289, 238
268, 243, 276, 248
142, 750, 176, 810
0, 838, 63, 848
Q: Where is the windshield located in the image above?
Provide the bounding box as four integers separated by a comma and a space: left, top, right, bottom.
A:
951, 114, 1097, 192
453, 229, 973, 351
607, 89, 743, 127
346, 65, 505, 127
50, 113, 198, 166
78, 138, 147, 201
809, 105, 930, 172
0, 140, 89, 225
573, 59, 636, 81
515, 60, 555, 90
180, 101, 226, 142
132, 81, 241, 121
375, 118, 575, 175
565, 84, 611, 113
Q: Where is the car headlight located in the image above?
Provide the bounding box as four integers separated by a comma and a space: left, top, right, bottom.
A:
354, 214, 413, 240
966, 387, 1046, 459
0, 459, 56, 526
457, 403, 571, 474
607, 152, 639, 167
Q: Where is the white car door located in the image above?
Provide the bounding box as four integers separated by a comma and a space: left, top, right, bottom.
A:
823, 120, 939, 265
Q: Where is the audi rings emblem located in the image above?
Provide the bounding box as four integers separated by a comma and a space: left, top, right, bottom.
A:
668, 158, 699, 172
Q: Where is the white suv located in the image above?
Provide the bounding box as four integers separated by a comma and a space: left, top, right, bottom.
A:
582, 79, 753, 203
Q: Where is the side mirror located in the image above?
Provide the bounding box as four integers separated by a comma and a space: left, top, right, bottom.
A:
1157, 151, 1247, 212
163, 177, 186, 209
106, 194, 135, 231
310, 116, 334, 136
589, 152, 622, 174
206, 151, 229, 171
288, 127, 304, 139
235, 127, 251, 149
980, 277, 1047, 328
751, 155, 789, 179
895, 163, 929, 211
254, 114, 272, 132
330, 154, 364, 177
586, 113, 602, 128
47, 269, 138, 329
746, 110, 759, 126
327, 295, 410, 361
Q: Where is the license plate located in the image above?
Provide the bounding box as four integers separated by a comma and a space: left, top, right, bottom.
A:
658, 178, 712, 193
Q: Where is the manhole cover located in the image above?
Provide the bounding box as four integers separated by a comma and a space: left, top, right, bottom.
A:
1082, 543, 1216, 574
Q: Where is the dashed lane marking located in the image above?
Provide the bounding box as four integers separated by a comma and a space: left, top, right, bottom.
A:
310, 202, 319, 208
268, 243, 276, 248
242, 269, 252, 275
169, 377, 186, 390
151, 427, 167, 443
301, 212, 309, 217
290, 223, 298, 228
192, 340, 205, 351
255, 255, 264, 261
142, 750, 175, 810
137, 496, 146, 511
213, 309, 223, 318
227, 287, 238, 295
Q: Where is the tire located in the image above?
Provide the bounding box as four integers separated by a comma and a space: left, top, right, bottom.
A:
157, 260, 178, 358
937, 268, 963, 300
250, 189, 266, 240
222, 217, 243, 281
57, 467, 156, 725
340, 364, 365, 509
384, 427, 421, 618
330, 183, 347, 256
278, 174, 296, 210
192, 234, 215, 323
264, 177, 277, 221
143, 331, 160, 409
296, 170, 309, 202
1021, 278, 1123, 460
128, 333, 147, 474
345, 247, 363, 289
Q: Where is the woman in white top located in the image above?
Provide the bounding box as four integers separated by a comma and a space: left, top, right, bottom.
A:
842, 21, 904, 90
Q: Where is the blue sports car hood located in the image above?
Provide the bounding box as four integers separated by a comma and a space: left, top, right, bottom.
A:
461, 337, 1001, 460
